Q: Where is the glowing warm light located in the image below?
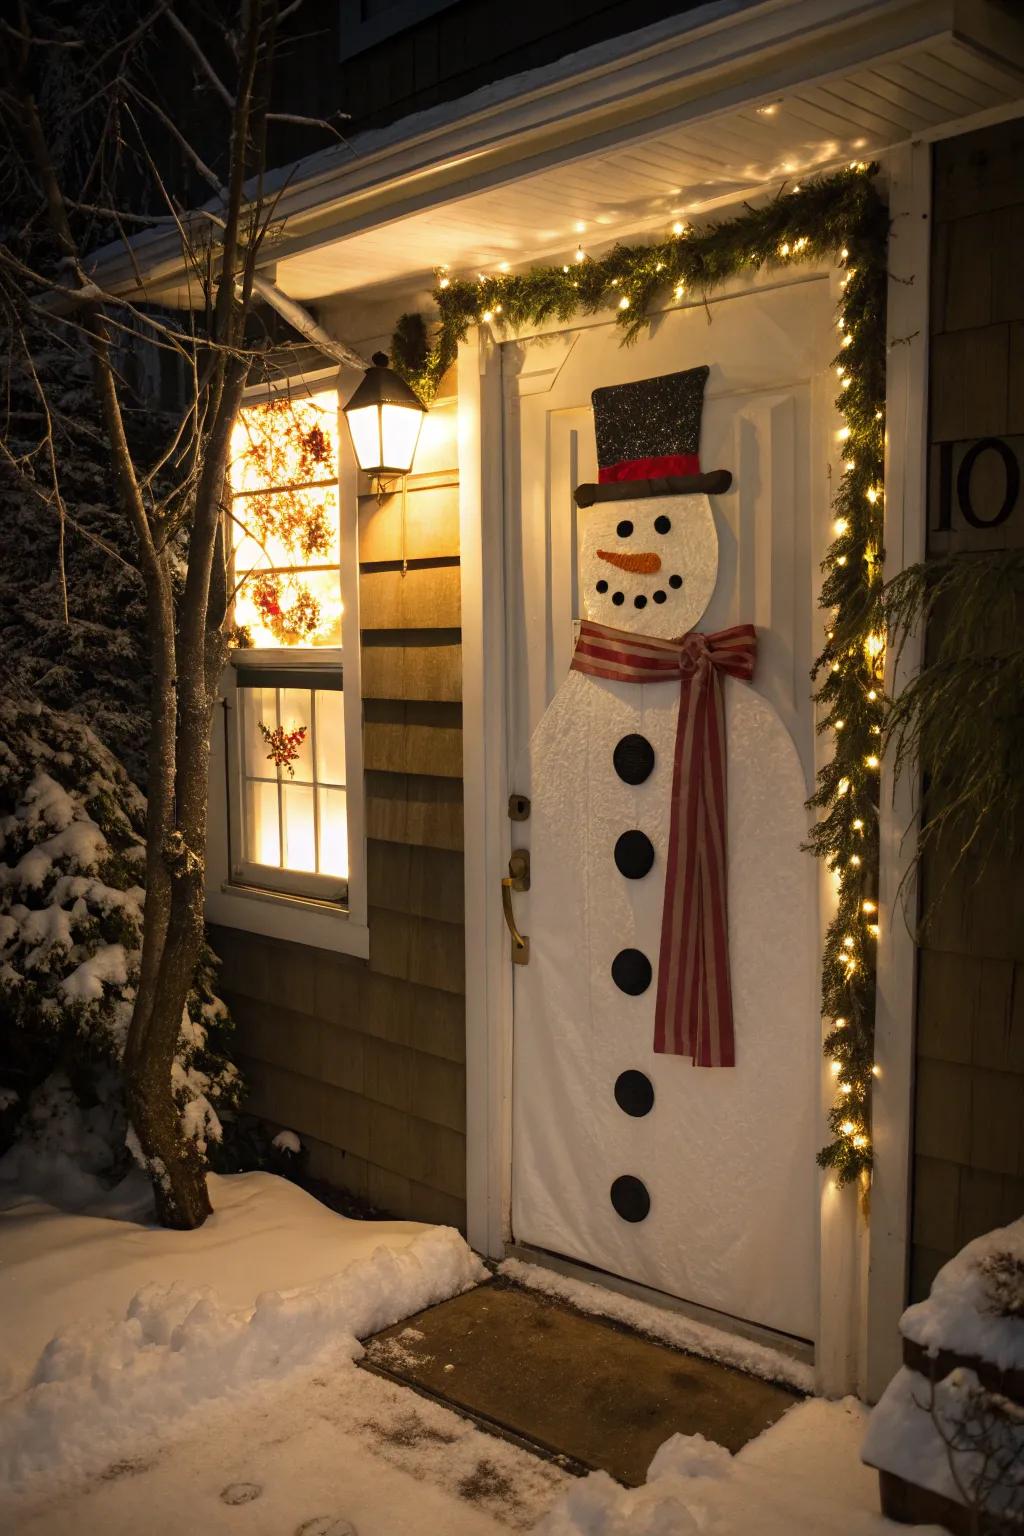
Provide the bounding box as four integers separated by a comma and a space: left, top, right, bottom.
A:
482, 309, 494, 322
230, 388, 342, 649
674, 284, 685, 299
836, 554, 848, 566
672, 221, 686, 235
852, 819, 864, 831
439, 276, 451, 289
865, 754, 880, 769
834, 517, 849, 534
575, 245, 585, 263
838, 427, 851, 441
849, 854, 862, 867
830, 1060, 842, 1075
865, 632, 884, 658
837, 777, 850, 794
499, 261, 510, 272
852, 1134, 868, 1149
242, 687, 348, 881
842, 936, 855, 949
619, 296, 630, 309
862, 900, 876, 913
840, 1120, 856, 1136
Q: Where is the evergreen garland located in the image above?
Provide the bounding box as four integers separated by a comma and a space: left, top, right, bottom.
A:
391, 164, 889, 1184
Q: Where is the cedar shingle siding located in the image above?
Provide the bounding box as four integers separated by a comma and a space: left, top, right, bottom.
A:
211, 401, 467, 1228
910, 122, 1024, 1300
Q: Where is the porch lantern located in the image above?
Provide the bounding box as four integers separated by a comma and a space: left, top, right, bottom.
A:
342, 351, 426, 489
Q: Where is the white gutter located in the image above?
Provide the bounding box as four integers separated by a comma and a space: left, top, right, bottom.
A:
249, 276, 369, 370
85, 0, 1022, 300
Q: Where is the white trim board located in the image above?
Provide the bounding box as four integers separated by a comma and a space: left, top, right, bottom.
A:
865, 136, 932, 1403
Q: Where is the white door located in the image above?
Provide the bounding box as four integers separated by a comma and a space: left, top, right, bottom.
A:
503, 271, 835, 1342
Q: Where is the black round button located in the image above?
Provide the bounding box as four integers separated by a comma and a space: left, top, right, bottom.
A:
612, 591, 625, 606
610, 1175, 650, 1223
596, 579, 608, 593
669, 574, 683, 589
611, 948, 652, 995
634, 594, 647, 609
614, 830, 654, 879
614, 1071, 654, 1117
613, 734, 654, 786
653, 590, 667, 604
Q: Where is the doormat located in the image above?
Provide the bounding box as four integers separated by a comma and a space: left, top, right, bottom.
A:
360, 1275, 801, 1486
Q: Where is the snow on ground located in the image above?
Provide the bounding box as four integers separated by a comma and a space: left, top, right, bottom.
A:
499, 1257, 813, 1392
537, 1398, 941, 1536
0, 1165, 938, 1534
0, 1168, 484, 1492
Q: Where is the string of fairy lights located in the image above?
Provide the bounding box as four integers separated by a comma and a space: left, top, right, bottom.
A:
390, 164, 889, 1184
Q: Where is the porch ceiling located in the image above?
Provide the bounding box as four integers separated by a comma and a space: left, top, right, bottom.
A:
273, 8, 1024, 305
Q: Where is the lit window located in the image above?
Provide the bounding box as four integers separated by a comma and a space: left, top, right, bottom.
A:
230, 388, 341, 648
235, 673, 347, 891
224, 384, 351, 908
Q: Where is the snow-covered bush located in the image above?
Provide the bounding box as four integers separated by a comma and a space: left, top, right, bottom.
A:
0, 331, 156, 784
0, 696, 241, 1186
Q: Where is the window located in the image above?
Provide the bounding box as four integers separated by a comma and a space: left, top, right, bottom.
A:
230, 387, 342, 648
221, 382, 357, 913
235, 671, 348, 897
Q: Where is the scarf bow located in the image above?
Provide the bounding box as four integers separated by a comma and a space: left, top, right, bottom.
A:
571, 620, 757, 1067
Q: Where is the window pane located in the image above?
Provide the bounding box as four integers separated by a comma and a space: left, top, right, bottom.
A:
231, 389, 338, 494
279, 688, 313, 781
246, 779, 280, 867
232, 486, 340, 571
234, 568, 342, 649
318, 787, 348, 878
243, 687, 279, 777
315, 690, 346, 785
282, 782, 316, 872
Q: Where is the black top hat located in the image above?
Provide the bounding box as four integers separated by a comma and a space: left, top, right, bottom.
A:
574, 365, 732, 508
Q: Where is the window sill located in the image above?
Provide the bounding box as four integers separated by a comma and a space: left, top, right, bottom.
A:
205, 879, 369, 959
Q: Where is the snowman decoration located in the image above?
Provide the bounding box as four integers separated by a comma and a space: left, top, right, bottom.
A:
512, 365, 818, 1335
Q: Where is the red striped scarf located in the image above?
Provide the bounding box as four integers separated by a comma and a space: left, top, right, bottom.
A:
571, 619, 757, 1067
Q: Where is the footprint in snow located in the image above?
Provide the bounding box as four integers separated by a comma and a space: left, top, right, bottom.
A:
220, 1482, 263, 1505
295, 1520, 357, 1535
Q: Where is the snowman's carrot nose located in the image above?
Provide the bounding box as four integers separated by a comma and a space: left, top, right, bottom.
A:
597, 549, 662, 574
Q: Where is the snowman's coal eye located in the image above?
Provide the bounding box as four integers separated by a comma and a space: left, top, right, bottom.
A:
596, 579, 608, 593
616, 520, 633, 538
654, 515, 671, 534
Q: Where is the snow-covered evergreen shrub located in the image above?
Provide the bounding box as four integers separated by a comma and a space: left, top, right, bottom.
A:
0, 332, 155, 783
0, 696, 241, 1184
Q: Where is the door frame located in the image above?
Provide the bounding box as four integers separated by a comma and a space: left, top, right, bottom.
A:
459, 166, 932, 1390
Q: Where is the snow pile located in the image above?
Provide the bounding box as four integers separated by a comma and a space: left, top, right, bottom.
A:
899, 1217, 1024, 1371
0, 1169, 486, 1491
0, 697, 240, 1182
862, 1218, 1024, 1521
538, 1399, 904, 1535
499, 1257, 813, 1392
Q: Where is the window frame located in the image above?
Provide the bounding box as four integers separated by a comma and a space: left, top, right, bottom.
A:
230, 665, 349, 904
205, 366, 369, 958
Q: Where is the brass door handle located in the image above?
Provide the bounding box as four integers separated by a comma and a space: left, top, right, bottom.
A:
502, 849, 530, 964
